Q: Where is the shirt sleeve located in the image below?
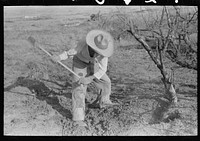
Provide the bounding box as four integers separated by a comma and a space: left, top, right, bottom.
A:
93, 56, 108, 79
59, 40, 85, 60
59, 51, 68, 60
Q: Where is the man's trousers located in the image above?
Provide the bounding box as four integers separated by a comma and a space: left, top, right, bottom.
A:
71, 56, 111, 121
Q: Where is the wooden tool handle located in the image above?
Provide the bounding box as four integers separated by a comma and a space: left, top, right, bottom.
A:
27, 36, 80, 79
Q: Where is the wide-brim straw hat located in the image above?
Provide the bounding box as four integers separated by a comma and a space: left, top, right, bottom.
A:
86, 29, 114, 57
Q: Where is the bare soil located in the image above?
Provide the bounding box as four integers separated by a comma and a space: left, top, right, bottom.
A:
4, 6, 197, 136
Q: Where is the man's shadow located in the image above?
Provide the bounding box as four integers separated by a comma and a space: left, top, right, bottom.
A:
4, 76, 72, 119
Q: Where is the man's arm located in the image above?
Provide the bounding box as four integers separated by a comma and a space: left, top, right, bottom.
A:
93, 56, 108, 80
78, 56, 108, 85
59, 40, 85, 60
59, 49, 77, 60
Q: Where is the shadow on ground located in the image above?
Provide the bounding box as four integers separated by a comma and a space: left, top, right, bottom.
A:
110, 78, 181, 125
4, 76, 72, 119
4, 76, 183, 131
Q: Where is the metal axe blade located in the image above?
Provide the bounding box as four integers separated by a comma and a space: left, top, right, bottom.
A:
27, 36, 36, 46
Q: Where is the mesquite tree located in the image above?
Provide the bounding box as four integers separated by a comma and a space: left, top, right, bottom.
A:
96, 6, 197, 106
121, 6, 196, 104
96, 6, 197, 104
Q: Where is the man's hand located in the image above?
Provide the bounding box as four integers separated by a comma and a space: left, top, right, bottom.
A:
51, 55, 61, 62
78, 76, 95, 85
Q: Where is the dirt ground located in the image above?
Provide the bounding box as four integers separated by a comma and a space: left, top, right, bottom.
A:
4, 6, 197, 136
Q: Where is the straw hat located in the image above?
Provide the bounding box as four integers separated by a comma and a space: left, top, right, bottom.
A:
86, 29, 114, 57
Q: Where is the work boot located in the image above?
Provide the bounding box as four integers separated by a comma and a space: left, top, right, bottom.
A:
73, 120, 87, 127
100, 100, 120, 109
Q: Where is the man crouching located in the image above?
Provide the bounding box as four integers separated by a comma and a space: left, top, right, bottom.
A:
52, 29, 118, 127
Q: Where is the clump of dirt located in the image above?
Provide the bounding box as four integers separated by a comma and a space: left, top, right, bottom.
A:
163, 110, 182, 123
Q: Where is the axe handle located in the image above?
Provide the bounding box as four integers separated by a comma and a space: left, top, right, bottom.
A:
35, 42, 80, 79
57, 61, 80, 79
37, 43, 52, 57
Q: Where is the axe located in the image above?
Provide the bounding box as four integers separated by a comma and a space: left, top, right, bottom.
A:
27, 36, 80, 79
